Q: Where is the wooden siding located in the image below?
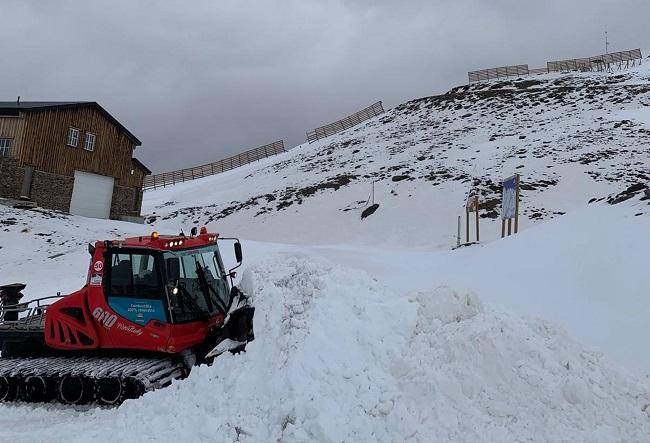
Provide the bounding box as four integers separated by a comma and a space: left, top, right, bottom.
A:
0, 116, 27, 159
18, 107, 140, 186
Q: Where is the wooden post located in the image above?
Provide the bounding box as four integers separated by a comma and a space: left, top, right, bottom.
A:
507, 218, 512, 236
514, 174, 520, 234
501, 219, 506, 238
475, 196, 480, 242
465, 207, 470, 243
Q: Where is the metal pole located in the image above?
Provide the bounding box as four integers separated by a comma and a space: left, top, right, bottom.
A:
457, 216, 461, 248
514, 174, 520, 234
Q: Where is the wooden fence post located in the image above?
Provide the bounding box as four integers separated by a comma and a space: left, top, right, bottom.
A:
465, 207, 470, 243
475, 196, 480, 242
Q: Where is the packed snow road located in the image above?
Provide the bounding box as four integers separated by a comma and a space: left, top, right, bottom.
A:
0, 192, 649, 442
0, 256, 648, 443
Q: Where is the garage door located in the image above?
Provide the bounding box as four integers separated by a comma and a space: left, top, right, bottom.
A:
69, 171, 115, 219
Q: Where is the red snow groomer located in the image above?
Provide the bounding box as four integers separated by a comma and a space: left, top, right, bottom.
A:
0, 227, 254, 405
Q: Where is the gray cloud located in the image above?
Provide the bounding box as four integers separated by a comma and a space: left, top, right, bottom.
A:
1, 0, 648, 172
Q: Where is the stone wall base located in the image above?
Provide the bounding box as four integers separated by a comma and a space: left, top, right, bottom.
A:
31, 170, 74, 212
0, 159, 143, 219
0, 157, 25, 200
111, 185, 143, 219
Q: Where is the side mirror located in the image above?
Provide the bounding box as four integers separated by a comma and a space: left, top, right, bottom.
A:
88, 243, 95, 255
234, 242, 243, 263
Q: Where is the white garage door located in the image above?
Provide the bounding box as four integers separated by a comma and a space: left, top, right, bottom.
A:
69, 171, 115, 219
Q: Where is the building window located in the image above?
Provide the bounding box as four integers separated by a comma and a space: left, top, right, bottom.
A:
84, 132, 96, 151
67, 127, 79, 147
0, 138, 12, 157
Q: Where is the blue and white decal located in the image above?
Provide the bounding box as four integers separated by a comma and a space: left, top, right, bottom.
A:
108, 298, 167, 325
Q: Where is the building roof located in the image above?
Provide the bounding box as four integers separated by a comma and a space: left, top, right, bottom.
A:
0, 101, 142, 146
131, 158, 151, 175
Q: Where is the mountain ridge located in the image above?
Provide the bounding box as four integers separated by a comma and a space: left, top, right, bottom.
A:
143, 66, 650, 247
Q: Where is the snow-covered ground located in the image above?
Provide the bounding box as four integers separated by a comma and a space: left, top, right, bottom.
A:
0, 65, 649, 441
1, 255, 649, 442
0, 177, 648, 443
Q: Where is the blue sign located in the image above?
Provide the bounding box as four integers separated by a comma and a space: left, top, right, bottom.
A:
502, 175, 518, 220
503, 176, 517, 191
108, 298, 166, 325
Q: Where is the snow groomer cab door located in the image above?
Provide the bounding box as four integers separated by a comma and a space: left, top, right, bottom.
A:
89, 247, 171, 352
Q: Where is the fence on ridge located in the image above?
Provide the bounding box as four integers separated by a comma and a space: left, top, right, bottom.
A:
468, 65, 530, 84
306, 101, 385, 143
547, 48, 642, 73
143, 140, 285, 191
467, 48, 643, 84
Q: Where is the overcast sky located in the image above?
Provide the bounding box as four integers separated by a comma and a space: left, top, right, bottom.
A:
2, 0, 648, 172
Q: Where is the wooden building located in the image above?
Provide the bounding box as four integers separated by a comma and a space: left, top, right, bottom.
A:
0, 101, 150, 220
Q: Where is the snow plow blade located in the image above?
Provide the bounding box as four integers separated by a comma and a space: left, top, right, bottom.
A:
224, 306, 255, 343
206, 306, 255, 358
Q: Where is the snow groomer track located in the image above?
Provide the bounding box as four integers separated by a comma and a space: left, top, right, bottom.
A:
0, 356, 184, 405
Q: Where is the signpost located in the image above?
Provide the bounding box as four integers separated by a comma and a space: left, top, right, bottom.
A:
501, 174, 520, 238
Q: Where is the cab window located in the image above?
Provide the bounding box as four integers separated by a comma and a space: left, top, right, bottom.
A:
109, 252, 161, 299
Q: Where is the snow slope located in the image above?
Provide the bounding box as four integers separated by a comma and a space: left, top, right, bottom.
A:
144, 65, 650, 248
293, 190, 650, 374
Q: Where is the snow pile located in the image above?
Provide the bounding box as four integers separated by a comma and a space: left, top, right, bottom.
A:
394, 288, 650, 441
3, 257, 648, 442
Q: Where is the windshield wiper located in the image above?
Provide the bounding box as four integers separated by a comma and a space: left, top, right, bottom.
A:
176, 284, 208, 319
195, 262, 228, 315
